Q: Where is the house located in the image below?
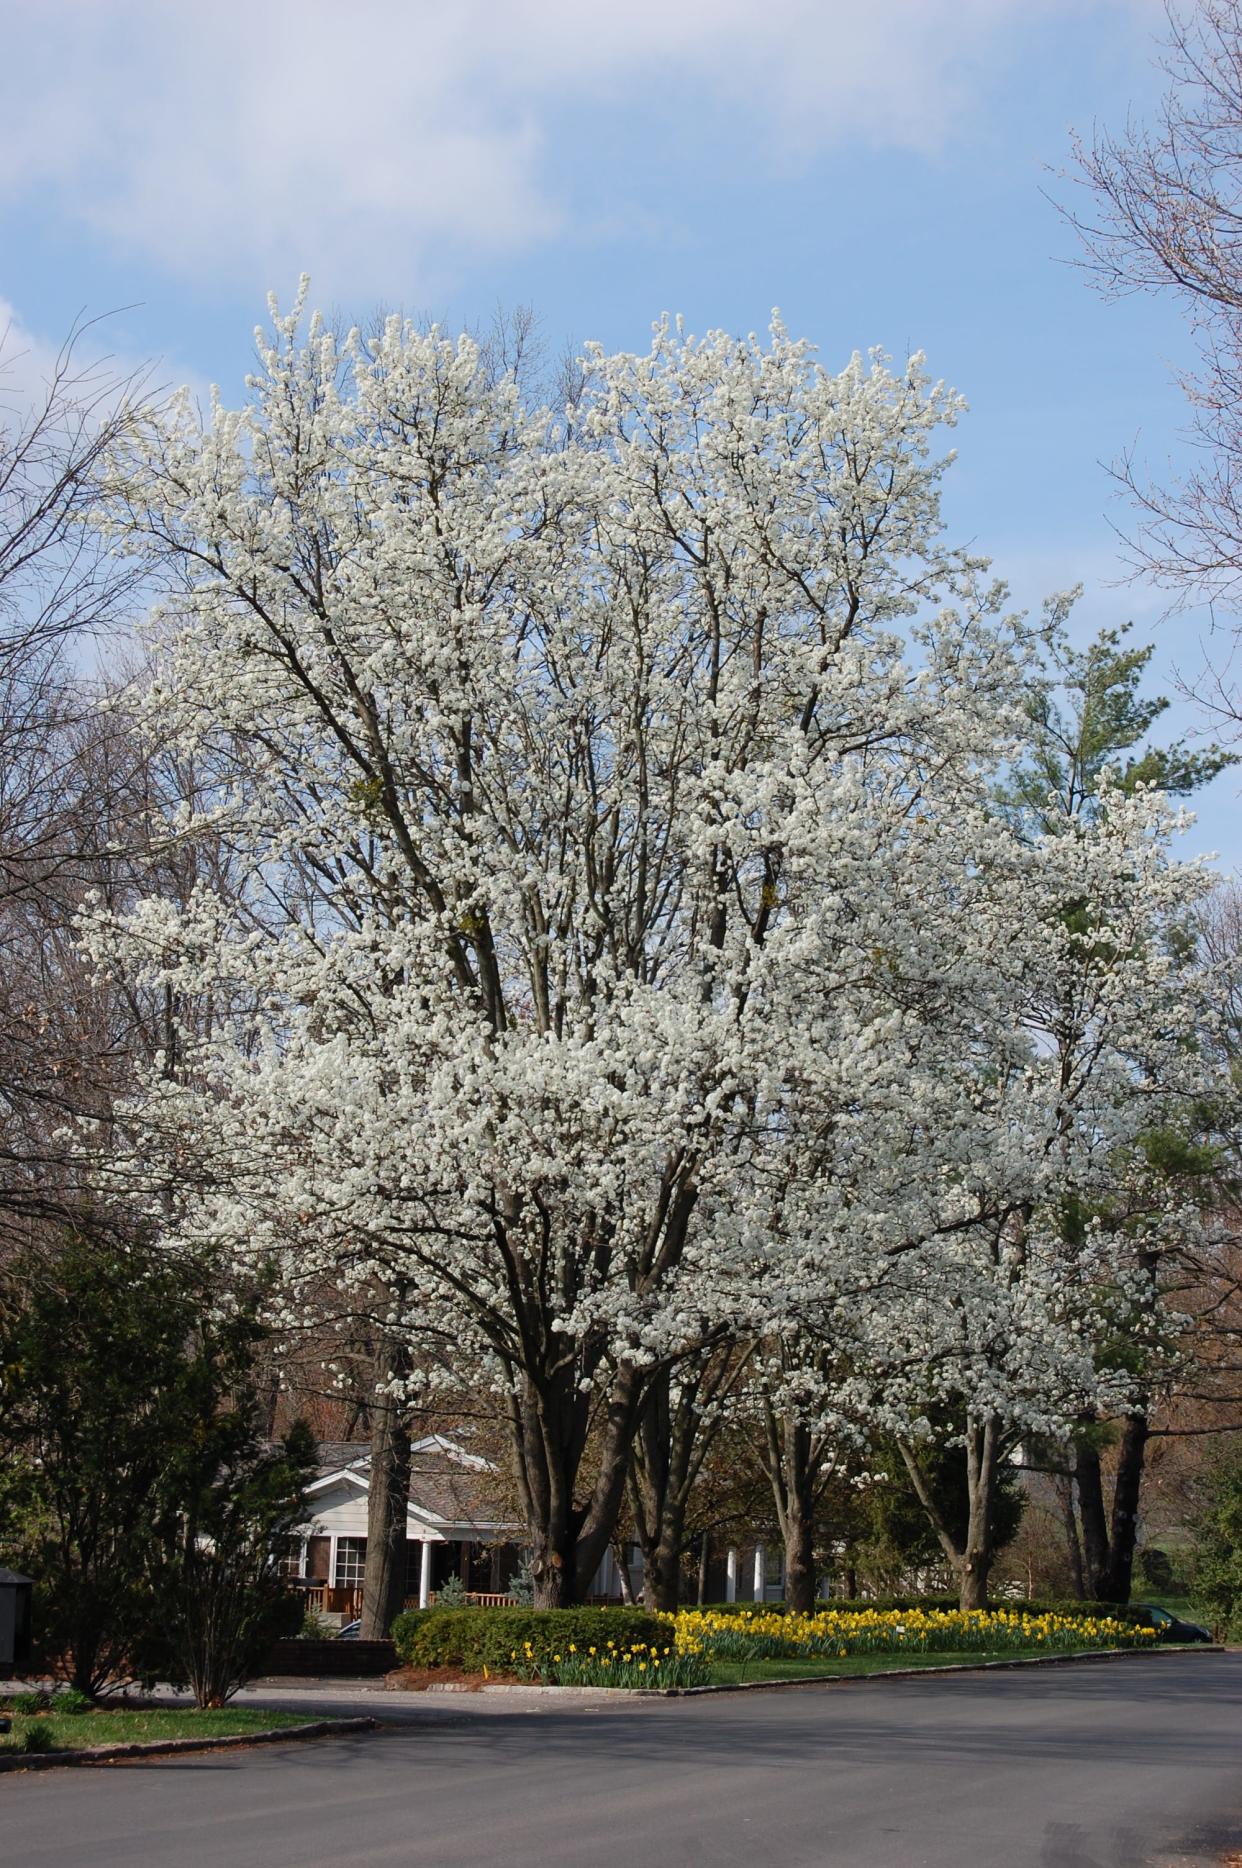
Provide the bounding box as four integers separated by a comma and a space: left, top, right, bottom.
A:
289, 1433, 794, 1619
286, 1435, 527, 1621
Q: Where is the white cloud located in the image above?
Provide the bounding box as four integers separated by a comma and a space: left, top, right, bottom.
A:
2, 0, 1149, 296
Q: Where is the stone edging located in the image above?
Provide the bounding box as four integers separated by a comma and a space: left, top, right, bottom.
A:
655, 1641, 1224, 1697
0, 1715, 378, 1772
392, 1642, 1218, 1701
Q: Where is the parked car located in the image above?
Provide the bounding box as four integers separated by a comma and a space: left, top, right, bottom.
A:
1141, 1604, 1212, 1643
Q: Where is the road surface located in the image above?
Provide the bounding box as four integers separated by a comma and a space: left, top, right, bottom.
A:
3, 1652, 1240, 1867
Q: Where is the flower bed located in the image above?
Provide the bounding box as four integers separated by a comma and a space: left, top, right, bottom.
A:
386, 1601, 1163, 1691
507, 1636, 711, 1688
666, 1605, 1162, 1664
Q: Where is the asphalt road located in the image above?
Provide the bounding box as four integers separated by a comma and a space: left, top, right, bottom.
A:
2, 1653, 1240, 1868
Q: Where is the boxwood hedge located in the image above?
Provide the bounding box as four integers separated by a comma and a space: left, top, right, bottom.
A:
391, 1605, 664, 1671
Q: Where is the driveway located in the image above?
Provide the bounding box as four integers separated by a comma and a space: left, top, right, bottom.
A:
2, 1652, 1239, 1867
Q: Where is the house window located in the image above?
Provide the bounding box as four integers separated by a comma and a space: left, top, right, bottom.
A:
334, 1538, 367, 1588
276, 1535, 304, 1579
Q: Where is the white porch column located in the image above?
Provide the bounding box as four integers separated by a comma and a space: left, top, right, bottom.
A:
753, 1543, 765, 1603
418, 1539, 432, 1609
725, 1548, 738, 1604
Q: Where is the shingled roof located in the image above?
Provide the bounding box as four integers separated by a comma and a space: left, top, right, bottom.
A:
313, 1437, 516, 1533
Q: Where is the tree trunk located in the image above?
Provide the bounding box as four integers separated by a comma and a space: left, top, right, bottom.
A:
642, 1527, 683, 1612
1071, 1410, 1150, 1605
1074, 1437, 1110, 1599
899, 1415, 1002, 1612
783, 1484, 817, 1612
697, 1531, 710, 1607
1101, 1411, 1149, 1605
629, 1356, 733, 1612
958, 1416, 1001, 1609
761, 1406, 822, 1612
1056, 1471, 1086, 1599
612, 1542, 636, 1605
360, 1334, 413, 1640
508, 1363, 644, 1608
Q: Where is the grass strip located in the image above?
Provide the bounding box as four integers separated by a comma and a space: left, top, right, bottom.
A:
702, 1645, 1214, 1686
0, 1705, 319, 1756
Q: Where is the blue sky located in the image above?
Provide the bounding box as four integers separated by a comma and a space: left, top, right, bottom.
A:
3, 0, 1235, 864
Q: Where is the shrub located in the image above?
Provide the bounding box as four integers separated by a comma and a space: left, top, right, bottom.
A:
54, 1688, 94, 1715
20, 1722, 55, 1753
1187, 1448, 1242, 1639
1137, 1546, 1177, 1594
508, 1559, 535, 1607
9, 1689, 51, 1714
391, 1606, 663, 1672
434, 1573, 468, 1608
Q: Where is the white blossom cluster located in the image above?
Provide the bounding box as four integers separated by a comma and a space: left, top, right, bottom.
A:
81, 288, 1224, 1578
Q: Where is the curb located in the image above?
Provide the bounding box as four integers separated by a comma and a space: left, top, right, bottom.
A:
659, 1642, 1224, 1697
0, 1715, 378, 1772
375, 1643, 1222, 1702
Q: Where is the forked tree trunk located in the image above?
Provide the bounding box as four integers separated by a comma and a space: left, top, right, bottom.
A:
1073, 1409, 1150, 1605
900, 1414, 1003, 1611
509, 1363, 644, 1608
360, 1333, 413, 1640
959, 1416, 1001, 1609
500, 1180, 702, 1608
762, 1406, 825, 1613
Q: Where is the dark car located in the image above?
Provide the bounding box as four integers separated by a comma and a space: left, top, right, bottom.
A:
1140, 1604, 1213, 1644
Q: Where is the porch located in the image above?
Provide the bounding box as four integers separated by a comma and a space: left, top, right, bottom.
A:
286, 1531, 525, 1625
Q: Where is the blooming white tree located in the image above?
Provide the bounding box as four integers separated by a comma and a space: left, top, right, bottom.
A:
84, 286, 1212, 1609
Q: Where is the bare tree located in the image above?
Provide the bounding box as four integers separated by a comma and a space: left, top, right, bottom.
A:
1063, 1, 1242, 733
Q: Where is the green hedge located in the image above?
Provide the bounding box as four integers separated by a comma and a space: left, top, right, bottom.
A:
391, 1606, 664, 1671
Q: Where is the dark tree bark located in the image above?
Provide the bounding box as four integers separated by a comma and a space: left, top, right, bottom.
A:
1056, 1470, 1086, 1599
1104, 1411, 1150, 1602
508, 1362, 644, 1608
1073, 1410, 1150, 1605
360, 1332, 413, 1639
1075, 1437, 1110, 1598
629, 1356, 735, 1612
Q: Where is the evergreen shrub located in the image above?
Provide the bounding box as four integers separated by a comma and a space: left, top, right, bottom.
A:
391, 1606, 663, 1671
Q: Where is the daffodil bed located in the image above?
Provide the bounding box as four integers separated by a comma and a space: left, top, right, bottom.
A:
396, 1604, 1164, 1690
506, 1637, 710, 1688
390, 1603, 1170, 1690
665, 1605, 1162, 1670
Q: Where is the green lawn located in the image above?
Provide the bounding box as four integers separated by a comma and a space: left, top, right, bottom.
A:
0, 1704, 317, 1754
706, 1648, 1145, 1685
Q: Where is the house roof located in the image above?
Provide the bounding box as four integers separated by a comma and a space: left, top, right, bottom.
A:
309, 1437, 517, 1537
0, 1568, 32, 1586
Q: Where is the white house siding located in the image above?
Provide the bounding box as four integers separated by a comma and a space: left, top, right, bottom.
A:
305, 1483, 372, 1541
